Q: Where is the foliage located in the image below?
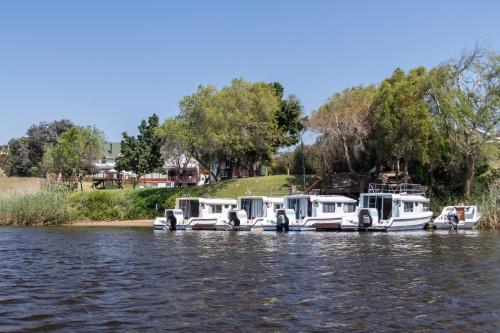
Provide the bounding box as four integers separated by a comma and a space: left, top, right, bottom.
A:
426, 46, 500, 198
159, 79, 302, 181
5, 120, 74, 177
116, 114, 164, 187
370, 67, 432, 177
5, 137, 32, 176
45, 127, 104, 190
269, 82, 304, 147
310, 85, 377, 176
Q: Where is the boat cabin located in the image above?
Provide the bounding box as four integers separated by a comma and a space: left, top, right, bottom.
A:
284, 195, 356, 220
238, 196, 284, 220
358, 193, 430, 220
176, 197, 237, 219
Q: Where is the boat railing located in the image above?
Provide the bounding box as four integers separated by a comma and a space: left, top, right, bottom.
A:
368, 183, 426, 196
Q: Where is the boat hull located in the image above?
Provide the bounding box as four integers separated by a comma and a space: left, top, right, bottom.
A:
433, 220, 478, 229
366, 216, 431, 231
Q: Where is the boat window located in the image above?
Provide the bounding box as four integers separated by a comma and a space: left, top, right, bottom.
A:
288, 197, 311, 219
241, 199, 264, 219
273, 203, 283, 212
404, 202, 413, 213
423, 203, 429, 212
210, 205, 222, 214
363, 196, 369, 208
179, 199, 200, 219
368, 196, 377, 208
337, 203, 342, 207
343, 203, 356, 213
323, 203, 336, 213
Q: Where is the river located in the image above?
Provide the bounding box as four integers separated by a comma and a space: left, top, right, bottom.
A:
1, 228, 499, 332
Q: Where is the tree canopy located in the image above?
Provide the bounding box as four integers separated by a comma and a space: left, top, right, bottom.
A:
159, 78, 303, 181
116, 114, 164, 187
45, 127, 104, 190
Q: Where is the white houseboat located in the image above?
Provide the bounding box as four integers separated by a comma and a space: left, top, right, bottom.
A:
236, 196, 284, 231
341, 183, 432, 231
156, 197, 237, 230
433, 205, 480, 229
278, 195, 357, 231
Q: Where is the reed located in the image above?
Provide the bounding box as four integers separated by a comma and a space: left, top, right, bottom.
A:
476, 183, 500, 230
0, 188, 69, 226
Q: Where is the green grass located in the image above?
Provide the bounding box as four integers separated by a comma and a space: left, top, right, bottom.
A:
68, 175, 299, 221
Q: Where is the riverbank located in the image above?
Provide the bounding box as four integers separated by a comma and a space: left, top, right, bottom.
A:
64, 219, 153, 227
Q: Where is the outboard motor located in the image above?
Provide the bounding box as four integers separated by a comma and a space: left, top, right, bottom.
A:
447, 212, 459, 230
166, 210, 177, 231
358, 208, 373, 230
275, 209, 289, 232
228, 211, 240, 230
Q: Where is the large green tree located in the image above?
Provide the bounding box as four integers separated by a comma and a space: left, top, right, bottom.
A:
310, 85, 377, 176
370, 67, 432, 179
45, 127, 104, 190
160, 79, 298, 182
116, 114, 164, 187
426, 47, 500, 198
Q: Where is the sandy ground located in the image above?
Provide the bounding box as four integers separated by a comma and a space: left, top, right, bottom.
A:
64, 220, 153, 227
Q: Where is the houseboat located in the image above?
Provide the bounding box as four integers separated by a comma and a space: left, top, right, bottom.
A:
341, 183, 432, 231
433, 205, 480, 229
155, 197, 237, 230
237, 196, 284, 231
279, 194, 357, 231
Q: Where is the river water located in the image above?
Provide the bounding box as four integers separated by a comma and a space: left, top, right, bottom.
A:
1, 228, 500, 332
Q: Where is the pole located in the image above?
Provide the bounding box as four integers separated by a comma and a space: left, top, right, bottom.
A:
301, 134, 306, 192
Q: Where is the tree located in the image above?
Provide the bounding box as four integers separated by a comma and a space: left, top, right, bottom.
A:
370, 67, 432, 179
5, 138, 31, 176
426, 46, 500, 198
45, 127, 104, 190
160, 79, 290, 182
116, 114, 164, 188
5, 119, 74, 177
26, 119, 75, 175
310, 85, 377, 176
269, 82, 304, 147
158, 119, 197, 187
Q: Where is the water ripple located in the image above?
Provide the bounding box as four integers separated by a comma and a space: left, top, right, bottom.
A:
0, 228, 500, 332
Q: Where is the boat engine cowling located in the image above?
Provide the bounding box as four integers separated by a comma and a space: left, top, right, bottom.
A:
165, 209, 184, 231
358, 208, 378, 228
276, 209, 290, 232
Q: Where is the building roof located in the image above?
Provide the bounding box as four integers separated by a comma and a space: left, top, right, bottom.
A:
102, 142, 122, 158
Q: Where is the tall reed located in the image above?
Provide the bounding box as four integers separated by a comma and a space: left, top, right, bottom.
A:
0, 188, 69, 226
476, 183, 500, 230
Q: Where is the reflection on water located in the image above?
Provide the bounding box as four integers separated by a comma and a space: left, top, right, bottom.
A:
0, 228, 500, 332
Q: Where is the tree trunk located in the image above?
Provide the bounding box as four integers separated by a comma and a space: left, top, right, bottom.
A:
342, 139, 359, 176
79, 176, 83, 191
464, 152, 475, 199
227, 160, 234, 180
286, 167, 290, 176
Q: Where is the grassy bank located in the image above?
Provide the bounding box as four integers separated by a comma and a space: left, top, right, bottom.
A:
67, 175, 296, 221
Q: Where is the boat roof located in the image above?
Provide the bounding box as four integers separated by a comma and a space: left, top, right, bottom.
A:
176, 197, 237, 204
285, 194, 356, 203
238, 196, 284, 203
361, 193, 429, 202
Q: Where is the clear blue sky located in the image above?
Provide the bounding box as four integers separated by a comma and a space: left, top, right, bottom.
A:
1, 0, 499, 144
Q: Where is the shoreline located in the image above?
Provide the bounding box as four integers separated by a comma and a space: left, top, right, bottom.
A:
63, 219, 153, 227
